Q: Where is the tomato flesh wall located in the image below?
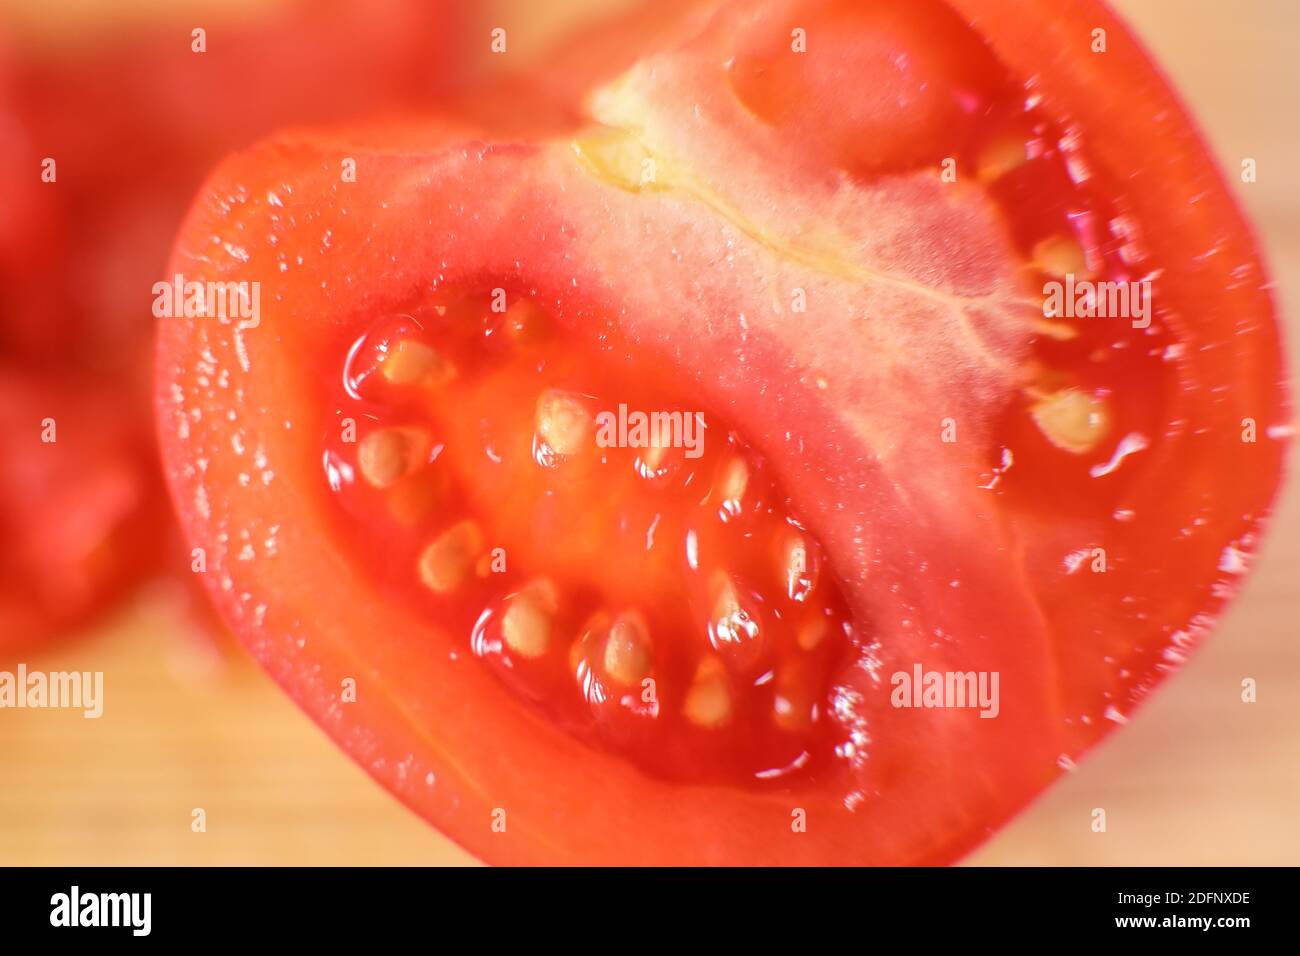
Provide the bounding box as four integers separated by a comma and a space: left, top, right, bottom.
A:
323, 297, 858, 784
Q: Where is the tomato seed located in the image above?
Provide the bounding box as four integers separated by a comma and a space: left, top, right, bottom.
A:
501, 579, 557, 659
381, 338, 455, 387
773, 662, 819, 733
796, 617, 828, 652
603, 611, 653, 686
707, 571, 764, 672
1032, 234, 1093, 280
976, 134, 1029, 183
1029, 388, 1111, 454
535, 388, 592, 460
357, 426, 429, 489
418, 520, 484, 594
683, 656, 732, 728
715, 455, 748, 517
779, 528, 817, 603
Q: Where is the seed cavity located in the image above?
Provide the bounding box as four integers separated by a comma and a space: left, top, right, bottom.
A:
358, 426, 430, 489
418, 520, 484, 594
333, 296, 858, 784
1029, 388, 1111, 454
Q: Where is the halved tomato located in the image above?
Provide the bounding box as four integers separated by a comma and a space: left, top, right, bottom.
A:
155, 0, 1288, 864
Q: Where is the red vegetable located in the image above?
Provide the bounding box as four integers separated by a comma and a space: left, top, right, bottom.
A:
156, 0, 1288, 864
0, 0, 471, 650
0, 368, 166, 656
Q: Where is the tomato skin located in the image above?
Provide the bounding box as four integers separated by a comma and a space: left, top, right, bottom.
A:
155, 0, 1287, 865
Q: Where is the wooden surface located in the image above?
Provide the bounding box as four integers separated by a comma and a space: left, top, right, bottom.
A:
1, 0, 1297, 866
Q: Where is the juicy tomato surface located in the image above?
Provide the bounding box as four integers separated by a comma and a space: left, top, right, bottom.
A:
0, 0, 472, 652
156, 0, 1289, 864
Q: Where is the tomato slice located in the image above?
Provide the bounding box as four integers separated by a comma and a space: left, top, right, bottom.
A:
155, 0, 1288, 863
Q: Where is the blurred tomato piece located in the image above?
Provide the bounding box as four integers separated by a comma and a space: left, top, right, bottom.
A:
0, 367, 166, 655
0, 0, 475, 653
